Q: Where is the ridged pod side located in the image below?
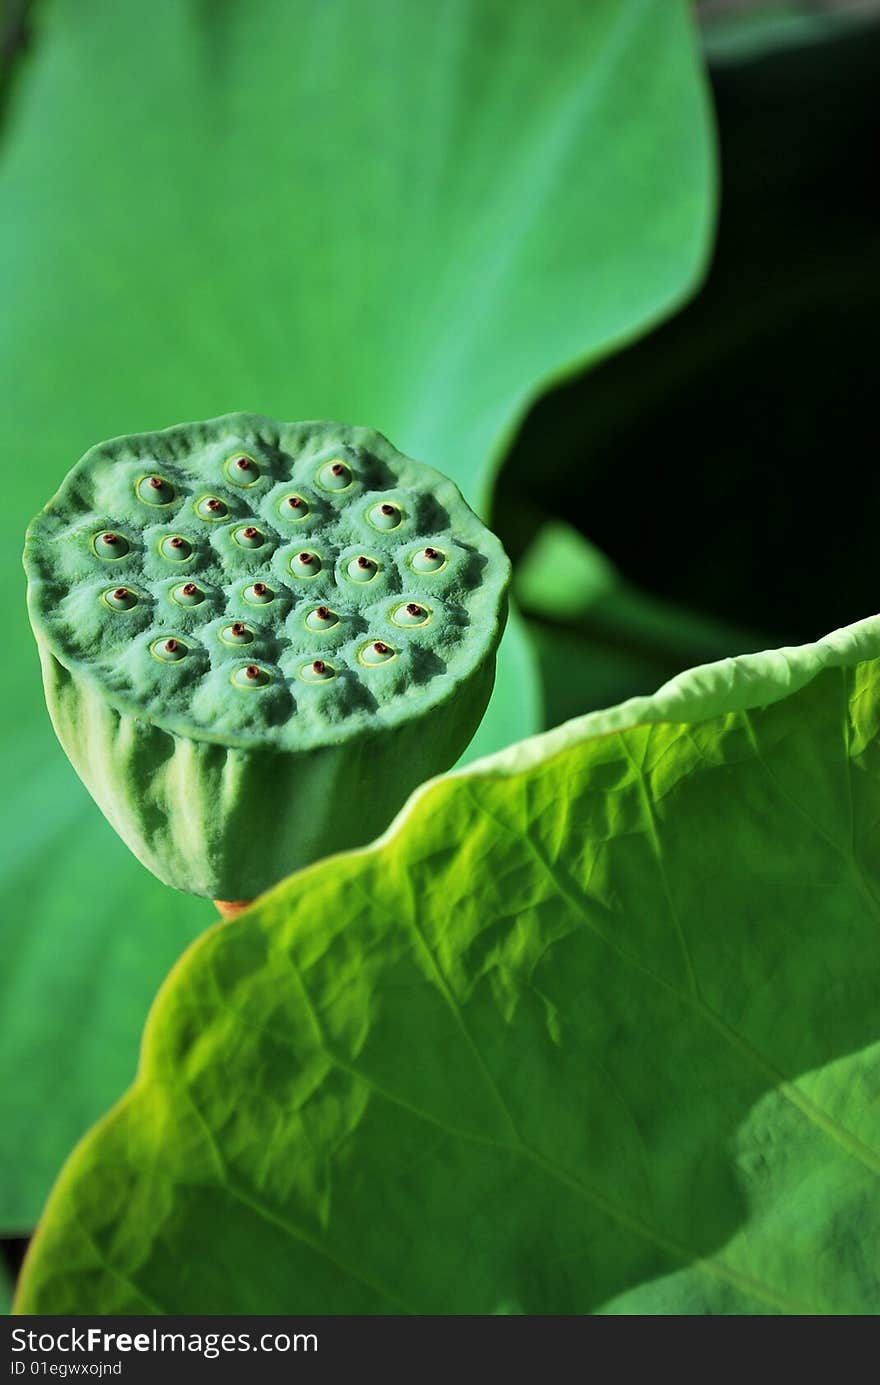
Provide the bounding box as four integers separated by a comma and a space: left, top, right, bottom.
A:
38, 643, 496, 898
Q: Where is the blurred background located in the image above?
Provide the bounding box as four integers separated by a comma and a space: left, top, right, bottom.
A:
1, 0, 878, 1308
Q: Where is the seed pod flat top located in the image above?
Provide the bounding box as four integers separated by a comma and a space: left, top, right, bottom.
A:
23, 414, 510, 898
25, 414, 509, 751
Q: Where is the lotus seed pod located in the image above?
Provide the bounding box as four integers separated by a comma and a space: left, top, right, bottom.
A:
23, 413, 510, 899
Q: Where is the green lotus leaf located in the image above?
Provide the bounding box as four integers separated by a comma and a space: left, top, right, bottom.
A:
0, 0, 713, 1229
16, 616, 880, 1314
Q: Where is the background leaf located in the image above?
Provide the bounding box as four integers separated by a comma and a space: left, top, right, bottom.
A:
0, 0, 713, 1231
496, 16, 880, 650
16, 616, 880, 1314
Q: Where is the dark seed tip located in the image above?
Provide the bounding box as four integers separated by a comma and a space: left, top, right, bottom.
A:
243, 526, 258, 538
406, 603, 421, 616
149, 476, 163, 489
232, 622, 246, 636
253, 582, 267, 595
313, 660, 326, 675
424, 547, 438, 559
113, 587, 128, 600
245, 664, 260, 679
330, 463, 345, 475
182, 583, 197, 596
170, 536, 184, 548
374, 641, 390, 655
165, 639, 179, 653
357, 555, 372, 569
102, 532, 118, 544
206, 497, 221, 510
316, 605, 330, 619
298, 552, 312, 563
236, 457, 252, 470
288, 495, 302, 507
380, 503, 395, 515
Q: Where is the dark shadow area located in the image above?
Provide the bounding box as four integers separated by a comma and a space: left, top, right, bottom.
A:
0, 1, 36, 139
1, 1234, 27, 1299
497, 21, 880, 654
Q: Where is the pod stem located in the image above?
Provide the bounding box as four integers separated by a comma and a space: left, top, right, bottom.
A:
214, 899, 253, 920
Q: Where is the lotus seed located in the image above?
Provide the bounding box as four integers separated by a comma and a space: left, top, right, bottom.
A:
103, 586, 137, 611
234, 524, 265, 549
151, 636, 187, 662
299, 658, 335, 683
136, 475, 175, 506
93, 531, 129, 558
225, 453, 260, 486
359, 639, 396, 667
305, 605, 338, 632
244, 581, 273, 605
25, 412, 511, 900
231, 663, 269, 688
410, 545, 446, 573
281, 494, 309, 518
196, 495, 227, 520
368, 501, 402, 531
221, 622, 253, 645
160, 534, 192, 561
347, 555, 377, 583
392, 601, 429, 628
317, 460, 352, 491
172, 581, 204, 606
290, 551, 321, 578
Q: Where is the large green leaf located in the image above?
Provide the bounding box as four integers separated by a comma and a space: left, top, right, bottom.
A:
0, 0, 712, 1230
16, 617, 880, 1314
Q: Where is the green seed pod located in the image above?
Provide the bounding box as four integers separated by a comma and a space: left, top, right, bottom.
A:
24, 413, 510, 899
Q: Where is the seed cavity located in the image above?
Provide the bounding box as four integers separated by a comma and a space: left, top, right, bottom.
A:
391, 600, 430, 628
367, 501, 402, 531
151, 635, 187, 663
220, 621, 253, 645
290, 550, 321, 577
171, 581, 204, 606
233, 524, 266, 549
195, 495, 228, 520
347, 555, 377, 583
409, 545, 446, 573
160, 534, 193, 561
93, 531, 129, 559
244, 581, 274, 605
231, 662, 270, 688
358, 639, 396, 667
225, 453, 260, 486
299, 658, 335, 683
317, 459, 352, 491
102, 586, 138, 611
305, 605, 339, 632
136, 475, 175, 506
